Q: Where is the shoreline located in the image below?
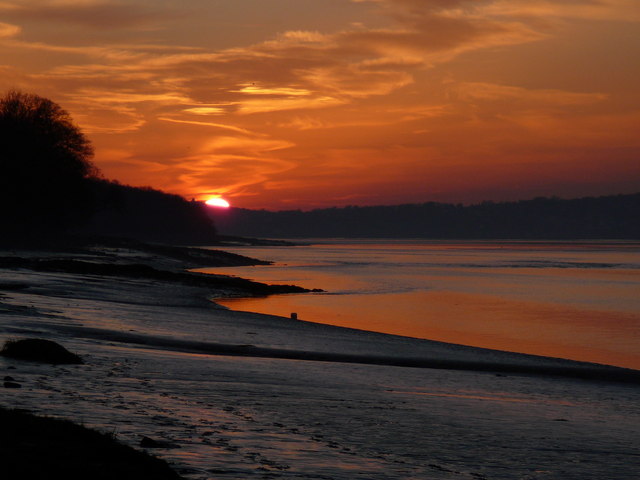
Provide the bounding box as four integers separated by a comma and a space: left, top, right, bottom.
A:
2, 239, 640, 479
206, 238, 640, 371
1, 238, 636, 382
41, 321, 640, 384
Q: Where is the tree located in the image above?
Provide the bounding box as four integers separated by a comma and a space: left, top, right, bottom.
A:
0, 90, 100, 238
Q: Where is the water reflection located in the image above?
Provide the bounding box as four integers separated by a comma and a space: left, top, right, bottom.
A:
199, 241, 640, 369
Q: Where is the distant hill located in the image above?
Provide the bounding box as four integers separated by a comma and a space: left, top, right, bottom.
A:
76, 179, 218, 245
209, 193, 640, 239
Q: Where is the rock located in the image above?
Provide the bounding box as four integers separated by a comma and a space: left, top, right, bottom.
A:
3, 381, 21, 388
0, 339, 83, 365
4, 376, 15, 381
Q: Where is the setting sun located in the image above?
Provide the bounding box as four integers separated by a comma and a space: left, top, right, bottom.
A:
205, 197, 230, 208
2, 0, 638, 210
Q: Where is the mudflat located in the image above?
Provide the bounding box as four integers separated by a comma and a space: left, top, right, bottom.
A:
1, 239, 639, 479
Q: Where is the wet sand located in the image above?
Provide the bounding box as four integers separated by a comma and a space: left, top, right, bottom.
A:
1, 241, 639, 479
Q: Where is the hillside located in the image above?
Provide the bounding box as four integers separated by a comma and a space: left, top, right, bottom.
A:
76, 179, 218, 245
209, 193, 640, 239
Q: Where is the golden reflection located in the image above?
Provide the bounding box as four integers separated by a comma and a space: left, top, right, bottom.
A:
218, 291, 640, 370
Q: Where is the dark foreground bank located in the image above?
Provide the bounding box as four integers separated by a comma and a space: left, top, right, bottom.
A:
0, 407, 183, 480
0, 236, 319, 297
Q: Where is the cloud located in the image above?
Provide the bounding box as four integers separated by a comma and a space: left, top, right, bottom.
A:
197, 136, 294, 156
236, 95, 346, 115
276, 104, 451, 130
73, 89, 192, 105
158, 117, 258, 135
1, 0, 545, 124
0, 22, 20, 38
300, 65, 414, 98
234, 85, 313, 97
452, 82, 608, 106
482, 0, 640, 22
0, 0, 176, 29
181, 107, 228, 115
71, 104, 146, 134
167, 149, 298, 201
3, 0, 637, 207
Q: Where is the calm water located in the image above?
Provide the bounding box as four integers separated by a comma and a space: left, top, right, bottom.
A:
201, 240, 640, 370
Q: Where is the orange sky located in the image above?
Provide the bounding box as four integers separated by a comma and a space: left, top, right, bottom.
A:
1, 0, 639, 209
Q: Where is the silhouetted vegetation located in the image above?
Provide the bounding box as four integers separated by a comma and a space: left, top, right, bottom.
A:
78, 179, 218, 245
0, 90, 99, 238
0, 90, 218, 246
210, 193, 640, 239
0, 407, 183, 480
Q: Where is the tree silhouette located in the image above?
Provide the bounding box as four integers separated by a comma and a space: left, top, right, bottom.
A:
210, 194, 640, 239
0, 90, 100, 238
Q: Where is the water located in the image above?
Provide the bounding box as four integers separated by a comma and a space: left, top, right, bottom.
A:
2, 246, 640, 479
201, 240, 640, 370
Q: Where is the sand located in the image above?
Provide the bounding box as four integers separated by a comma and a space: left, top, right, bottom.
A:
1, 241, 639, 479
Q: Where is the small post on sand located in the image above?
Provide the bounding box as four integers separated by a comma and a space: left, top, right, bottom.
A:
290, 312, 298, 320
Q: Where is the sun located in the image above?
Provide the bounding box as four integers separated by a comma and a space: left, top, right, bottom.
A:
205, 197, 230, 208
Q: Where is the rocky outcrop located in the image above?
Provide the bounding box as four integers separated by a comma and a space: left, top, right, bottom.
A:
0, 338, 83, 365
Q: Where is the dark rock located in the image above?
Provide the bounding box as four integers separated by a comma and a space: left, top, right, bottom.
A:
0, 339, 83, 365
4, 375, 15, 381
3, 381, 21, 388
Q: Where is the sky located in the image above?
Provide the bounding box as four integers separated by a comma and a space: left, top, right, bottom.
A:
1, 0, 639, 210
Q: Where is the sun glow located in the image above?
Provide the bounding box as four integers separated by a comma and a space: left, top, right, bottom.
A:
205, 197, 230, 208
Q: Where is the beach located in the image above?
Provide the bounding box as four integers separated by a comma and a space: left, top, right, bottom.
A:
1, 241, 639, 479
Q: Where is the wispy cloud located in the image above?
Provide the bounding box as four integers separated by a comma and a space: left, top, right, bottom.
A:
0, 22, 20, 38
1, 0, 637, 207
0, 0, 177, 29
482, 0, 640, 22
157, 117, 256, 135
452, 82, 608, 106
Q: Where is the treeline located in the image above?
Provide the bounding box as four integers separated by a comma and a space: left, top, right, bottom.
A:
210, 193, 640, 239
75, 179, 217, 245
0, 90, 217, 246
